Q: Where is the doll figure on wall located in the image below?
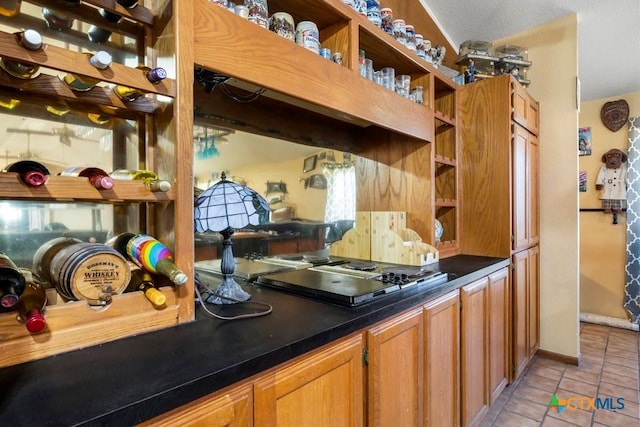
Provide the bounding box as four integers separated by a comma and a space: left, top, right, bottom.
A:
596, 148, 628, 224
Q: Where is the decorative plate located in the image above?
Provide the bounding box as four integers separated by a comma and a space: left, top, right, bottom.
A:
601, 99, 629, 132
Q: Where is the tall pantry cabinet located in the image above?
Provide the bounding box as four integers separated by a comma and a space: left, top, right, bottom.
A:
458, 75, 540, 381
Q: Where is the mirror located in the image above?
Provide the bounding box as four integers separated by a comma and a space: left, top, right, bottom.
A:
193, 127, 356, 260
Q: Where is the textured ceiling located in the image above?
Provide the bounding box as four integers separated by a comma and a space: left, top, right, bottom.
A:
421, 0, 640, 102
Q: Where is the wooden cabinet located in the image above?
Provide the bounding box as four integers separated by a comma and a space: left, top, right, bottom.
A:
140, 383, 253, 427
366, 308, 424, 427
512, 247, 539, 380
423, 290, 460, 427
0, 0, 192, 368
253, 334, 364, 427
487, 267, 509, 405
460, 277, 489, 427
459, 75, 540, 382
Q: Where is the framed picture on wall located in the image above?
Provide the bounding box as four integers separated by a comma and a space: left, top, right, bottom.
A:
303, 155, 317, 173
579, 127, 592, 156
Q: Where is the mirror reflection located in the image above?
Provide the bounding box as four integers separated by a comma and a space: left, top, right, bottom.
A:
193, 126, 356, 260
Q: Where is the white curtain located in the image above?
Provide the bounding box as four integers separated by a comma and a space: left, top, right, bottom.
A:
323, 162, 356, 223
625, 116, 640, 323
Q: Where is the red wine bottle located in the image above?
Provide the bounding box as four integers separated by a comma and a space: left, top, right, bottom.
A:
0, 252, 26, 311
17, 277, 47, 333
59, 166, 114, 190
87, 9, 122, 44
3, 160, 50, 186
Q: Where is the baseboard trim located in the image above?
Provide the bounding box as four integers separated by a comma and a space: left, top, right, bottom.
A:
535, 349, 581, 367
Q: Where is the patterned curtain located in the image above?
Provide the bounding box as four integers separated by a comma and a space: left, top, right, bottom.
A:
625, 116, 640, 323
323, 162, 356, 223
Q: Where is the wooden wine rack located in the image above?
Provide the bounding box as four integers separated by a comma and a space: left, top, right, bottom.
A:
0, 0, 194, 368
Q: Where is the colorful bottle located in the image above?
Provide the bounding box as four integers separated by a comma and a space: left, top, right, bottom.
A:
42, 7, 74, 31
87, 9, 122, 44
3, 160, 50, 187
125, 234, 187, 285
0, 29, 42, 80
0, 0, 21, 17
59, 166, 115, 190
16, 276, 47, 333
113, 66, 167, 102
62, 51, 112, 92
0, 252, 26, 311
126, 269, 167, 307
110, 169, 171, 192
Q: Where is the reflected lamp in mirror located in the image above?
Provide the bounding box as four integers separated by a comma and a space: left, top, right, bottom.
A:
194, 172, 270, 304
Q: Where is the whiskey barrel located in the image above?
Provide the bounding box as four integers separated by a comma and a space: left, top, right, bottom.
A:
32, 236, 83, 288
49, 243, 131, 305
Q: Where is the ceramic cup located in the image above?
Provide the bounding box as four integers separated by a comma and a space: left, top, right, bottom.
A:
269, 12, 295, 41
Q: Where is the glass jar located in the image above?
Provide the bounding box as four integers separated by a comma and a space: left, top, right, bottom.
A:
405, 25, 416, 52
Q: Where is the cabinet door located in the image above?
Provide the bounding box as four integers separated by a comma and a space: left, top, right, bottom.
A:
528, 134, 540, 245
528, 246, 540, 357
511, 81, 539, 135
424, 290, 460, 427
487, 268, 510, 405
140, 383, 252, 427
512, 250, 529, 380
367, 308, 423, 427
512, 125, 529, 251
460, 278, 489, 427
254, 334, 364, 427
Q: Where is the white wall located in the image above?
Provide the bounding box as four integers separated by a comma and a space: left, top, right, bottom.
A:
493, 14, 580, 358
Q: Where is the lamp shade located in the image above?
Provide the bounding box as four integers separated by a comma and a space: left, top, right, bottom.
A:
194, 173, 270, 233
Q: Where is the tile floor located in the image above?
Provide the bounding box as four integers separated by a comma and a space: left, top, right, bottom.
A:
481, 322, 640, 426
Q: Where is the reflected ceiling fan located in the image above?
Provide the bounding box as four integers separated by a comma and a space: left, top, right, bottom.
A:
7, 125, 100, 146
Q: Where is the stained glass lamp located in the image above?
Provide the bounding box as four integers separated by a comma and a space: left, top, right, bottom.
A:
194, 172, 270, 304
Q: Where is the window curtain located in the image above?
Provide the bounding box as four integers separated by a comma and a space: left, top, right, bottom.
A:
323, 162, 356, 223
625, 115, 640, 324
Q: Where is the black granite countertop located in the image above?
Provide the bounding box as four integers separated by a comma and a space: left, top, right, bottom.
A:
0, 255, 508, 426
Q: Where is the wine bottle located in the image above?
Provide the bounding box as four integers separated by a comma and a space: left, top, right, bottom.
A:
113, 66, 167, 102
104, 232, 135, 257
0, 96, 20, 110
110, 169, 171, 192
87, 113, 112, 125
45, 102, 71, 116
3, 160, 50, 187
117, 0, 138, 8
59, 166, 115, 190
42, 8, 74, 31
87, 9, 122, 44
61, 51, 112, 92
126, 268, 167, 307
16, 276, 47, 333
0, 252, 26, 311
0, 0, 21, 17
125, 234, 187, 285
0, 29, 42, 80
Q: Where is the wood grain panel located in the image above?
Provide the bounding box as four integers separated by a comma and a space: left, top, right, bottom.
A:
424, 290, 460, 427
0, 289, 179, 368
512, 250, 529, 380
367, 309, 424, 427
459, 77, 512, 257
488, 268, 509, 405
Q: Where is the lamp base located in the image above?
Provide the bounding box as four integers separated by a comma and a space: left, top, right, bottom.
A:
209, 275, 251, 304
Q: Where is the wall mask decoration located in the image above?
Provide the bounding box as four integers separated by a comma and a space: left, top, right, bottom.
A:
600, 99, 630, 132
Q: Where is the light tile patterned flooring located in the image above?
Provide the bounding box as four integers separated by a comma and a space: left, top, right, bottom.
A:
481, 322, 640, 426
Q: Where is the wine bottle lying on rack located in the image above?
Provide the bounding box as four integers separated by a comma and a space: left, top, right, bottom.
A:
118, 0, 139, 8
124, 234, 188, 285
42, 7, 74, 31
0, 251, 26, 311
0, 29, 42, 80
58, 166, 115, 190
113, 66, 167, 102
2, 160, 50, 187
61, 51, 112, 92
126, 268, 167, 307
16, 272, 47, 333
88, 9, 122, 44
110, 169, 171, 192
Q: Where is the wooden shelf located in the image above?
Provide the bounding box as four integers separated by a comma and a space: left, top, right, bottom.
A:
435, 198, 457, 208
434, 155, 456, 166
0, 174, 175, 202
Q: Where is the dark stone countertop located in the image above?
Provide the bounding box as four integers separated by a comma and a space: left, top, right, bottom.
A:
0, 254, 508, 426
